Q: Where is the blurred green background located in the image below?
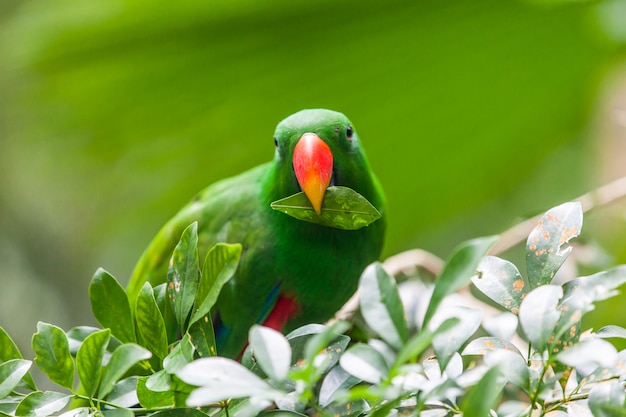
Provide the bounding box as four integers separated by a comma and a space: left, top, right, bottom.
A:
2, 0, 626, 354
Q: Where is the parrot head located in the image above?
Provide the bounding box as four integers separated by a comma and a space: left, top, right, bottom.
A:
271, 109, 375, 215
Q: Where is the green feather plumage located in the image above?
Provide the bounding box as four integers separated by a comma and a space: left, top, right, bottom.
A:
126, 109, 386, 358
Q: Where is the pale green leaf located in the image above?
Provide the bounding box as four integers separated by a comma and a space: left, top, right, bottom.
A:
270, 186, 381, 230
32, 322, 75, 390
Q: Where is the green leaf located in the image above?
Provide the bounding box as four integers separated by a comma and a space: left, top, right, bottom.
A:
57, 406, 90, 417
462, 337, 523, 357
168, 222, 200, 331
431, 306, 482, 371
0, 359, 32, 398
484, 350, 530, 391
136, 282, 169, 360
319, 366, 360, 407
98, 344, 151, 399
518, 285, 562, 352
89, 268, 136, 344
177, 357, 276, 405
302, 322, 350, 365
137, 376, 175, 409
150, 409, 210, 417
32, 322, 75, 390
460, 365, 503, 417
562, 265, 626, 303
588, 381, 626, 417
557, 339, 617, 374
146, 369, 171, 392
526, 202, 582, 288
190, 243, 241, 326
392, 318, 458, 373
188, 316, 216, 358
339, 343, 388, 384
358, 262, 408, 350
102, 409, 135, 417
0, 327, 36, 390
596, 325, 626, 339
249, 325, 291, 382
76, 328, 110, 398
163, 333, 195, 374
106, 376, 140, 408
270, 186, 382, 230
260, 412, 308, 417
422, 236, 498, 329
472, 256, 527, 314
15, 391, 71, 417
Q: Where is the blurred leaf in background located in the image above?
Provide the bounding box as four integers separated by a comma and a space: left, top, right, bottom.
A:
1, 0, 626, 354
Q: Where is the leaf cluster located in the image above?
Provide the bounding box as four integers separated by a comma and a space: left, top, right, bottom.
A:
1, 203, 626, 417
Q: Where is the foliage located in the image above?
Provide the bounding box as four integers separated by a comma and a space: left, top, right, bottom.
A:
270, 186, 382, 230
1, 203, 626, 416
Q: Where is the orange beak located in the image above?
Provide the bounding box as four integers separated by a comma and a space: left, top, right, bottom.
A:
292, 133, 333, 215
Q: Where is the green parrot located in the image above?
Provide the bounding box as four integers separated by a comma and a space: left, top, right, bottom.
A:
126, 108, 386, 358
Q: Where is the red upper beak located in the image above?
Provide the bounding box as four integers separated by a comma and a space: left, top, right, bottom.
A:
292, 133, 333, 215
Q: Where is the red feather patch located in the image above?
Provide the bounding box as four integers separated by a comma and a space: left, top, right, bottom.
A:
262, 294, 300, 331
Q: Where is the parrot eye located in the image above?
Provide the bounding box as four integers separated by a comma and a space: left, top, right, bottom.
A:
346, 126, 353, 141
274, 137, 279, 148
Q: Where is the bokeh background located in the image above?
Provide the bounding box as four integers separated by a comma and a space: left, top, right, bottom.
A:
2, 0, 626, 355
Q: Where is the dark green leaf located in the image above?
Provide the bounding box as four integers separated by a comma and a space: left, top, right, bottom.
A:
249, 325, 291, 382
339, 344, 388, 384
136, 282, 169, 359
188, 316, 216, 358
358, 262, 408, 350
137, 376, 175, 409
0, 327, 35, 390
76, 328, 110, 398
190, 243, 241, 326
422, 236, 498, 328
596, 325, 626, 339
154, 283, 179, 344
472, 256, 527, 314
98, 344, 151, 398
588, 381, 626, 417
89, 268, 136, 344
518, 285, 562, 352
525, 202, 582, 288
270, 186, 381, 230
0, 360, 31, 398
431, 306, 482, 371
15, 391, 71, 417
286, 324, 327, 364
168, 222, 200, 331
460, 365, 503, 417
32, 322, 74, 390
0, 397, 20, 415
